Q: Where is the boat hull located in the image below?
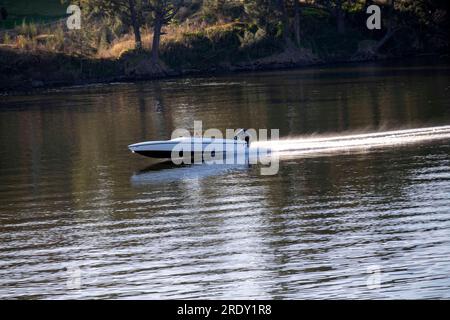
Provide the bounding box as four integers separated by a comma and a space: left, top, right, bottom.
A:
129, 138, 251, 159
133, 150, 175, 158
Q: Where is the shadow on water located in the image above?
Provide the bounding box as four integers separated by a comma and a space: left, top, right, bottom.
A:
131, 159, 250, 186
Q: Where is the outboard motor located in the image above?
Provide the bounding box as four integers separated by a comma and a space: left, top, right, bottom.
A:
234, 128, 251, 146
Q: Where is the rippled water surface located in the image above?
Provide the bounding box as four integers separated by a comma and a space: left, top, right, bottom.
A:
1, 60, 450, 299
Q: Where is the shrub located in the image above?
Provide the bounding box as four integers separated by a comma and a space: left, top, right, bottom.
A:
201, 0, 245, 23
2, 32, 11, 45
17, 20, 38, 38
16, 35, 27, 49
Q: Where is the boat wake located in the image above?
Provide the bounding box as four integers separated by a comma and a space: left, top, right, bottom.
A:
131, 125, 450, 185
253, 125, 450, 158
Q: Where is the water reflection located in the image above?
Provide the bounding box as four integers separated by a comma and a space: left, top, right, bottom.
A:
131, 161, 250, 186
1, 59, 450, 299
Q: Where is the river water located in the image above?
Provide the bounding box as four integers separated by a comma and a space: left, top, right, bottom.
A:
1, 59, 450, 299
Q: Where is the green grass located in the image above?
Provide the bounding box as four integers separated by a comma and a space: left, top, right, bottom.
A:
0, 0, 67, 29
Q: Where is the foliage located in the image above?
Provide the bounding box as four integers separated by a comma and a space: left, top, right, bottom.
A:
201, 0, 245, 23
243, 0, 281, 35
0, 0, 448, 77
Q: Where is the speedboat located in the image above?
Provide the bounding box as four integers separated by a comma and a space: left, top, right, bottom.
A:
128, 129, 252, 159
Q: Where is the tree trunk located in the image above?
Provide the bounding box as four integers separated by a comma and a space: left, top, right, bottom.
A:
277, 0, 291, 47
152, 17, 162, 62
128, 0, 142, 50
375, 0, 396, 52
336, 7, 345, 34
385, 0, 396, 31
293, 0, 301, 47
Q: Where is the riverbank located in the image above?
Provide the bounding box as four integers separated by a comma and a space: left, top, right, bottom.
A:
1, 18, 449, 94
1, 2, 448, 95
1, 47, 448, 95
0, 45, 313, 93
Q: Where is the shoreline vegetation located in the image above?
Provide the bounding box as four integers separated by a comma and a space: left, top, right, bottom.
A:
0, 0, 449, 93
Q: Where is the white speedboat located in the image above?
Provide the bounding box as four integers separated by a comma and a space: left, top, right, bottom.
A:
128, 129, 252, 159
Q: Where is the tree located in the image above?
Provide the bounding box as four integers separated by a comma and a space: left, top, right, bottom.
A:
144, 0, 184, 62
374, 0, 397, 52
315, 0, 365, 35
128, 0, 142, 49
375, 0, 449, 53
243, 0, 279, 34
244, 0, 303, 48
321, 0, 346, 34
277, 0, 292, 46
293, 0, 301, 47
202, 0, 244, 22
78, 0, 144, 50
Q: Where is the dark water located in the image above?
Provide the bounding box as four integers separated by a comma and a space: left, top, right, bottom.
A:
1, 60, 450, 299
